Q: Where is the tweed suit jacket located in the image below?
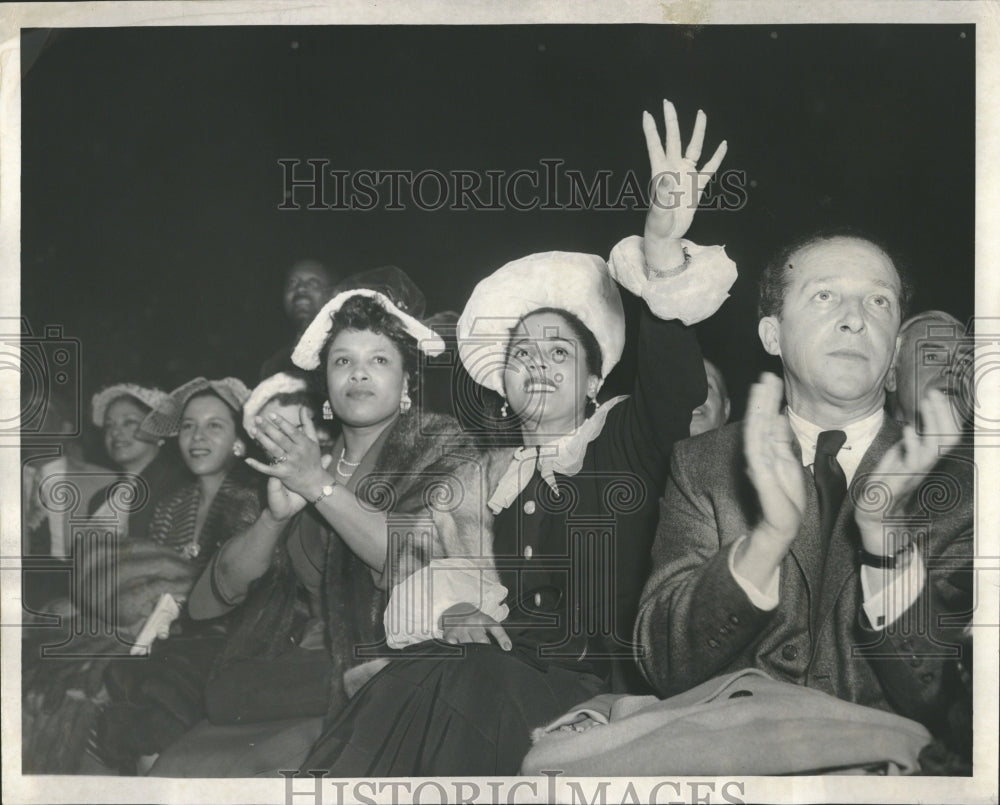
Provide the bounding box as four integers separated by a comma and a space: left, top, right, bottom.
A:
635, 417, 974, 732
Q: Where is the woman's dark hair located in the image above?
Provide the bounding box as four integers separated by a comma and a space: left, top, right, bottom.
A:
758, 227, 914, 321
182, 389, 252, 447
512, 307, 603, 379
268, 388, 323, 415
318, 294, 420, 392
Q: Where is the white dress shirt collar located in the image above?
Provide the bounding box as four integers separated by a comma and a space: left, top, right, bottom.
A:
786, 407, 885, 485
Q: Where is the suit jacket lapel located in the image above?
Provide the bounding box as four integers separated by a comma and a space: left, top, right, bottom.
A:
815, 417, 903, 627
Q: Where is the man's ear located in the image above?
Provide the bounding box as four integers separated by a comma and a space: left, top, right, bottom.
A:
758, 317, 781, 357
884, 334, 902, 393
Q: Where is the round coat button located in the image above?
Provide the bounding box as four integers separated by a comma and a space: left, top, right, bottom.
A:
781, 644, 798, 661
523, 501, 536, 515
523, 545, 533, 559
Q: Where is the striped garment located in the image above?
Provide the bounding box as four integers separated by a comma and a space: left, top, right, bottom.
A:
148, 464, 262, 567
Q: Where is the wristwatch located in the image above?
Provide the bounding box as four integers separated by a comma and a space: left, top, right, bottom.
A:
859, 541, 915, 571
312, 482, 336, 506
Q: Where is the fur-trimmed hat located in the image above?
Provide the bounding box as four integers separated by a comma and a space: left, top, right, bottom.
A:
456, 251, 626, 397
140, 377, 251, 437
91, 384, 169, 427
242, 372, 311, 437
292, 266, 445, 370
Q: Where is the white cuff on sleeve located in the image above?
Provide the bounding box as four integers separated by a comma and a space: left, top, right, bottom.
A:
607, 235, 738, 325
860, 551, 927, 630
384, 557, 509, 649
728, 535, 780, 611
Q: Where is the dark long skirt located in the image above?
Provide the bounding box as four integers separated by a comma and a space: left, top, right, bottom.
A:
300, 643, 605, 776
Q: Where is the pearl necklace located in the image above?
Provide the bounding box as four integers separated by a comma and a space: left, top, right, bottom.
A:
336, 448, 361, 479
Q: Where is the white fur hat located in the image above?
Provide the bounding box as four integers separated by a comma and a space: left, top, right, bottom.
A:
291, 289, 446, 371
242, 372, 310, 436
140, 377, 251, 437
456, 251, 625, 396
91, 384, 169, 427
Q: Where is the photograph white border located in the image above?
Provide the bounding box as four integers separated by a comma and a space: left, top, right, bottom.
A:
2, 2, 997, 803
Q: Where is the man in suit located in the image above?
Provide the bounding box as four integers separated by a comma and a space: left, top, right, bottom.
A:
636, 233, 973, 745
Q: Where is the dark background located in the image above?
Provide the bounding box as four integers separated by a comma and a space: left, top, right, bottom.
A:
20, 24, 975, 425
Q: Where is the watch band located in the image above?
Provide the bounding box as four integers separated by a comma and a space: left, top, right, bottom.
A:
312, 482, 336, 506
859, 541, 915, 571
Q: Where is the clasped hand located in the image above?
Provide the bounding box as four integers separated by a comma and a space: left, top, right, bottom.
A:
744, 373, 806, 555
245, 409, 330, 519
440, 602, 511, 651
744, 374, 962, 559
854, 389, 961, 555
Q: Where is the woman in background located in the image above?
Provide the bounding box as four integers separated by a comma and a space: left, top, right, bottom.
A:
90, 377, 263, 773
88, 383, 187, 541
23, 377, 262, 774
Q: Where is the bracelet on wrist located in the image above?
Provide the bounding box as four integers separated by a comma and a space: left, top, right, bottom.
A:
312, 480, 336, 506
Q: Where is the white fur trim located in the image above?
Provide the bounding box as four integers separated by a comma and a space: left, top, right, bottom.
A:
384, 558, 509, 649
291, 289, 446, 371
91, 384, 169, 426
456, 251, 626, 396
140, 377, 251, 438
607, 235, 738, 325
243, 372, 309, 436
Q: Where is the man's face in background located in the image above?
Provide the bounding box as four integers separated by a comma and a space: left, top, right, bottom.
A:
284, 260, 333, 328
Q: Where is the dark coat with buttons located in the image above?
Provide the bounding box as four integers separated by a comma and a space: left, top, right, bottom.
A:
635, 418, 974, 735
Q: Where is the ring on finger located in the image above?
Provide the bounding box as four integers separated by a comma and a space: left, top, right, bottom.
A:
271, 454, 288, 465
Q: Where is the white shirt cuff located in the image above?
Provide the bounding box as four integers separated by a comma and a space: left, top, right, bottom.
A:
384, 557, 509, 649
860, 550, 927, 630
607, 235, 737, 324
728, 535, 780, 611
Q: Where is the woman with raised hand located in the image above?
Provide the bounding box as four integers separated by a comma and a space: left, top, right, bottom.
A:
295, 100, 737, 776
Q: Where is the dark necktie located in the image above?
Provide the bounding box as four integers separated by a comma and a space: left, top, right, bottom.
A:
814, 429, 847, 544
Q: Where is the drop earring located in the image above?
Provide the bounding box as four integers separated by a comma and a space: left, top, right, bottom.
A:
322, 400, 334, 420
500, 400, 509, 417
399, 389, 412, 414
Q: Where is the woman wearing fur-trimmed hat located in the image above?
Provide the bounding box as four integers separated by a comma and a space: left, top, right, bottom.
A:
26, 379, 263, 775
87, 383, 188, 541
143, 272, 467, 776
300, 100, 737, 776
